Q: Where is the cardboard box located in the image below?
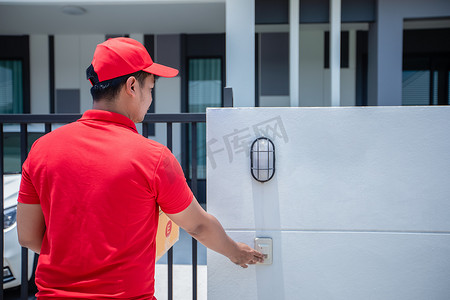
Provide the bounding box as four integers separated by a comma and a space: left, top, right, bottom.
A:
155, 208, 179, 262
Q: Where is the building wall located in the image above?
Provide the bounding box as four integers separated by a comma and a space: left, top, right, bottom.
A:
368, 0, 450, 106
298, 29, 325, 106
257, 27, 358, 108
151, 35, 183, 159
5, 0, 450, 112
29, 34, 104, 114
299, 28, 357, 107
153, 76, 182, 160
27, 32, 184, 159
30, 35, 49, 114
226, 0, 255, 107
54, 35, 79, 113
207, 106, 450, 299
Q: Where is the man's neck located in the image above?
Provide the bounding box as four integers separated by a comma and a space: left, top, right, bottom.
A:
92, 99, 131, 120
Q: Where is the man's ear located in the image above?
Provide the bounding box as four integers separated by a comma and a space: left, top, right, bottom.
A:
125, 76, 137, 97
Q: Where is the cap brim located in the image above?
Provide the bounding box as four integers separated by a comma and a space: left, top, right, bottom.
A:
144, 63, 179, 78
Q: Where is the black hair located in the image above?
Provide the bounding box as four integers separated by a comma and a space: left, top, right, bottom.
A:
86, 64, 152, 101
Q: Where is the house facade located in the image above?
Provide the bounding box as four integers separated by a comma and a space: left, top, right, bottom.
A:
1, 0, 449, 297
0, 0, 449, 185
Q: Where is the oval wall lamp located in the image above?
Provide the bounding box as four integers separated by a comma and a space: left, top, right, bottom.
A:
250, 137, 275, 183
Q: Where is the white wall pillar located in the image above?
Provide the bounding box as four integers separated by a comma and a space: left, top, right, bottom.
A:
80, 35, 104, 113
367, 0, 450, 107
330, 0, 341, 107
129, 34, 144, 45
55, 35, 81, 90
30, 35, 50, 114
208, 106, 450, 299
372, 0, 403, 106
226, 0, 255, 107
289, 0, 300, 107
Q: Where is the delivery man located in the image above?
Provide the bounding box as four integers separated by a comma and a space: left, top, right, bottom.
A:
17, 37, 263, 299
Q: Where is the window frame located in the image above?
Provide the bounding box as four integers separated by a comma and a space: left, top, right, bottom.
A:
0, 35, 30, 114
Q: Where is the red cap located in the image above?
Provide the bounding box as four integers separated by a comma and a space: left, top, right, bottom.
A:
90, 37, 178, 83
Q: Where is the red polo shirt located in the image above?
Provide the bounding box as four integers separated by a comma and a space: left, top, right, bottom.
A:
18, 110, 193, 299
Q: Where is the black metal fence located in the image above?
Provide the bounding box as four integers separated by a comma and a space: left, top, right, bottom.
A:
0, 112, 206, 300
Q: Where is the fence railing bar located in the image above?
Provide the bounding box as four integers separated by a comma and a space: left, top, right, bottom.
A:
0, 115, 82, 123
0, 124, 4, 300
192, 239, 198, 299
224, 87, 234, 108
20, 124, 28, 300
143, 122, 149, 138
0, 113, 206, 124
166, 122, 174, 300
191, 122, 198, 300
166, 122, 173, 152
45, 123, 52, 134
20, 123, 28, 168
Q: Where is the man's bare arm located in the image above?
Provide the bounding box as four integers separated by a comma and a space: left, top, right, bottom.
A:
166, 197, 264, 268
17, 203, 45, 254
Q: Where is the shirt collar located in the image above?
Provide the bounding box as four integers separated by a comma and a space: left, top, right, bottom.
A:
78, 109, 138, 133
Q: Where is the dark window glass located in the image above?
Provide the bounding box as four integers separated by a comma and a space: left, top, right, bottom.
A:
255, 0, 289, 24
260, 32, 289, 96
0, 60, 23, 114
300, 0, 329, 23
342, 0, 376, 23
448, 71, 450, 104
188, 58, 222, 179
403, 28, 450, 106
402, 70, 431, 105
324, 31, 350, 69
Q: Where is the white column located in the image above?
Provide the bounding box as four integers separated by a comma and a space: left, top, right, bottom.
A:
330, 0, 341, 107
54, 35, 81, 90
129, 33, 144, 45
79, 35, 105, 113
226, 0, 255, 107
289, 0, 300, 107
30, 35, 50, 114
370, 0, 403, 106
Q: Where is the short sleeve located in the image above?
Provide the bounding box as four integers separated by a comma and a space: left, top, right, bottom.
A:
154, 147, 193, 214
18, 158, 40, 204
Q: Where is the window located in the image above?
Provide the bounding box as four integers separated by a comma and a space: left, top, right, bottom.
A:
433, 71, 439, 105
0, 60, 23, 114
188, 58, 222, 178
402, 70, 431, 106
403, 28, 450, 106
402, 68, 448, 106
324, 31, 350, 69
0, 37, 34, 174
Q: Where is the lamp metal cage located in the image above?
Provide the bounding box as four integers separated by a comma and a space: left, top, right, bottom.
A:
250, 137, 275, 182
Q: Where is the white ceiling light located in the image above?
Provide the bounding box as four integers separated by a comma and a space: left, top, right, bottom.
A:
61, 6, 87, 16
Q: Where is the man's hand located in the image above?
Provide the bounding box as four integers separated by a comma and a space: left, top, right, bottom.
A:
229, 242, 264, 268
166, 198, 264, 269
